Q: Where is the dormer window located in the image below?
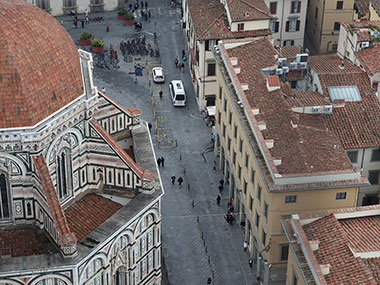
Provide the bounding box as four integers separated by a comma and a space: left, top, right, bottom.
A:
238, 23, 244, 31
0, 172, 10, 220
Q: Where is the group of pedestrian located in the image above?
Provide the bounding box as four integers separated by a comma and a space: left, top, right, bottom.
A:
224, 197, 235, 225
174, 56, 185, 72
157, 156, 165, 167
171, 175, 183, 186
218, 178, 224, 194
72, 9, 90, 29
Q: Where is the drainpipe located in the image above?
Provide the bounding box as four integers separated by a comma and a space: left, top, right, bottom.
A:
320, 0, 326, 52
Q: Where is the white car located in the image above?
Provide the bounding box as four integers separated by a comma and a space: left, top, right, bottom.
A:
152, 67, 165, 83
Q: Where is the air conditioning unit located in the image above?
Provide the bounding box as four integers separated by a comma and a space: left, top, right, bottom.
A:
290, 62, 298, 69
361, 41, 370, 48
278, 58, 287, 67
282, 66, 290, 73
276, 68, 284, 75
324, 105, 333, 114
296, 53, 309, 63
299, 62, 308, 69
312, 106, 321, 113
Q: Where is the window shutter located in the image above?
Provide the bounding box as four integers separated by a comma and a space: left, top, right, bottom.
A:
296, 20, 300, 31
291, 1, 295, 13
275, 21, 279, 33
297, 1, 301, 12
286, 21, 289, 32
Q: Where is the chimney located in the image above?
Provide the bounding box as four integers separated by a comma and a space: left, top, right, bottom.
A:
309, 240, 319, 251
273, 158, 282, 166
258, 121, 266, 131
231, 57, 238, 66
320, 264, 331, 275
266, 75, 281, 92
242, 84, 249, 91
252, 108, 260, 115
265, 139, 274, 149
234, 67, 241, 74
291, 117, 298, 128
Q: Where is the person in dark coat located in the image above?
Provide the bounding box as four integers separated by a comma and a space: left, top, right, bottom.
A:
161, 156, 165, 167
219, 179, 224, 185
145, 1, 148, 8
178, 176, 183, 186
157, 157, 162, 167
216, 194, 221, 206
218, 184, 223, 194
171, 175, 176, 184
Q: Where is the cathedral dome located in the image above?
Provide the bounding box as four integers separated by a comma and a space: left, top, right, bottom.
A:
0, 0, 83, 129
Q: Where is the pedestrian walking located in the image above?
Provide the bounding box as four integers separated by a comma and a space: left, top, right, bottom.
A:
141, 1, 144, 9
216, 194, 221, 206
218, 184, 223, 194
106, 23, 110, 32
171, 175, 176, 185
225, 214, 230, 224
181, 62, 184, 71
159, 90, 163, 100
178, 63, 182, 72
174, 57, 178, 67
73, 17, 78, 28
213, 160, 217, 170
182, 49, 185, 58
161, 157, 165, 167
148, 10, 151, 18
157, 157, 162, 167
220, 178, 224, 186
249, 258, 253, 268
243, 241, 248, 252
148, 122, 152, 131
81, 19, 85, 28
178, 176, 183, 186
145, 1, 148, 8
240, 219, 246, 228
86, 15, 89, 24
85, 8, 89, 17
256, 277, 261, 285
207, 277, 212, 284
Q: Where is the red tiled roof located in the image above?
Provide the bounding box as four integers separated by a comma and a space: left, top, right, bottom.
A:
310, 54, 380, 149
355, 0, 370, 14
65, 194, 122, 241
267, 75, 280, 87
357, 44, 380, 75
0, 229, 48, 257
33, 154, 77, 246
277, 45, 301, 59
226, 0, 271, 21
89, 119, 144, 178
285, 91, 329, 108
223, 39, 353, 176
0, 0, 83, 129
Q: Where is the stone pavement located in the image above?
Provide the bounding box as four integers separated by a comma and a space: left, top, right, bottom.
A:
61, 2, 260, 284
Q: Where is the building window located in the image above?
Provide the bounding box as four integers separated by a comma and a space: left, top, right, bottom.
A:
291, 1, 301, 13
228, 137, 231, 152
270, 2, 277, 14
57, 148, 72, 200
222, 124, 226, 137
336, 192, 347, 200
238, 23, 245, 31
0, 173, 10, 219
315, 7, 318, 19
224, 99, 227, 112
238, 165, 242, 180
292, 271, 298, 285
249, 195, 253, 210
63, 0, 77, 7
334, 22, 340, 30
229, 112, 232, 125
36, 0, 50, 10
264, 201, 268, 219
286, 20, 300, 32
332, 43, 338, 50
369, 170, 380, 185
262, 228, 267, 246
219, 86, 222, 100
233, 126, 237, 139
336, 1, 343, 9
284, 40, 295, 46
233, 151, 237, 165
270, 20, 279, 33
245, 153, 249, 168
239, 139, 243, 152
243, 180, 248, 195
372, 149, 380, 161
218, 111, 221, 124
347, 151, 358, 163
285, 195, 297, 203
280, 245, 289, 261
251, 169, 255, 185
207, 63, 216, 76
255, 210, 260, 227
257, 185, 262, 201
91, 0, 104, 4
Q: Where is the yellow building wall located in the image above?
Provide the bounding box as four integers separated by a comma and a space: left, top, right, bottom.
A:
214, 56, 360, 271
285, 244, 308, 285
369, 4, 380, 20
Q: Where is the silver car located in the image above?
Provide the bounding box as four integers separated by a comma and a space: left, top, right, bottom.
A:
152, 67, 165, 83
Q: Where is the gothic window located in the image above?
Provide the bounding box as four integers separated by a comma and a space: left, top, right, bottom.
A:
36, 0, 50, 10
57, 148, 72, 200
63, 0, 77, 7
118, 172, 121, 185
36, 278, 67, 285
91, 0, 104, 4
0, 173, 10, 219
93, 168, 96, 180
127, 173, 130, 185
27, 202, 32, 216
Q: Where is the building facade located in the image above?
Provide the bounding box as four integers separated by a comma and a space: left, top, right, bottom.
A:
25, 0, 121, 16
305, 0, 355, 53
0, 1, 162, 284
213, 37, 368, 284
182, 0, 271, 109
265, 0, 308, 47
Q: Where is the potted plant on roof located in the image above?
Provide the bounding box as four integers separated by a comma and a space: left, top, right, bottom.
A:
92, 38, 104, 53
118, 8, 127, 20
80, 31, 92, 46
124, 11, 135, 26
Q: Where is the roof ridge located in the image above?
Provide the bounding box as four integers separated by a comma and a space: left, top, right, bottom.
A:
199, 11, 226, 39
239, 0, 272, 18
89, 119, 144, 178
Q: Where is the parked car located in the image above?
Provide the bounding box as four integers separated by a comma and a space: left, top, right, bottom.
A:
169, 80, 186, 106
152, 67, 165, 83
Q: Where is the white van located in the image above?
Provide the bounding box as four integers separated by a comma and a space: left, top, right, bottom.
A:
169, 80, 186, 106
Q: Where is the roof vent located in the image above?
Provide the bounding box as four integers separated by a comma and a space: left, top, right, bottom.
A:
234, 67, 241, 74
320, 264, 331, 275
266, 75, 281, 92
242, 84, 249, 91
339, 61, 345, 70
309, 240, 319, 251
258, 121, 266, 131
252, 109, 259, 115
265, 139, 274, 149
231, 57, 238, 66
273, 158, 282, 166
291, 118, 298, 128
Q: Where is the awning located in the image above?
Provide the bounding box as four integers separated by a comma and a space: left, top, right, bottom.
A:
206, 106, 216, 116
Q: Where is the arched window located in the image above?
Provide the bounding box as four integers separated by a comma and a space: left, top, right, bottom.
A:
36, 278, 67, 285
0, 173, 10, 219
57, 148, 72, 200
35, 0, 50, 10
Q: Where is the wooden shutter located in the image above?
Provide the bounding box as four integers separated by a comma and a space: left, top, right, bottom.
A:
275, 21, 279, 33
285, 21, 289, 32
291, 1, 295, 13
297, 1, 301, 12
296, 20, 300, 31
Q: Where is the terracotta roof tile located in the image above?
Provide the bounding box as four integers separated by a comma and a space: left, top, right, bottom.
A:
0, 229, 49, 257
267, 75, 280, 87
277, 45, 301, 60
65, 194, 122, 242
89, 119, 144, 178
356, 44, 380, 75
355, 0, 370, 14
33, 154, 77, 246
0, 0, 83, 129
226, 0, 271, 21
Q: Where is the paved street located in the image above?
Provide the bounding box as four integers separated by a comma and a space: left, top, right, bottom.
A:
62, 2, 258, 284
